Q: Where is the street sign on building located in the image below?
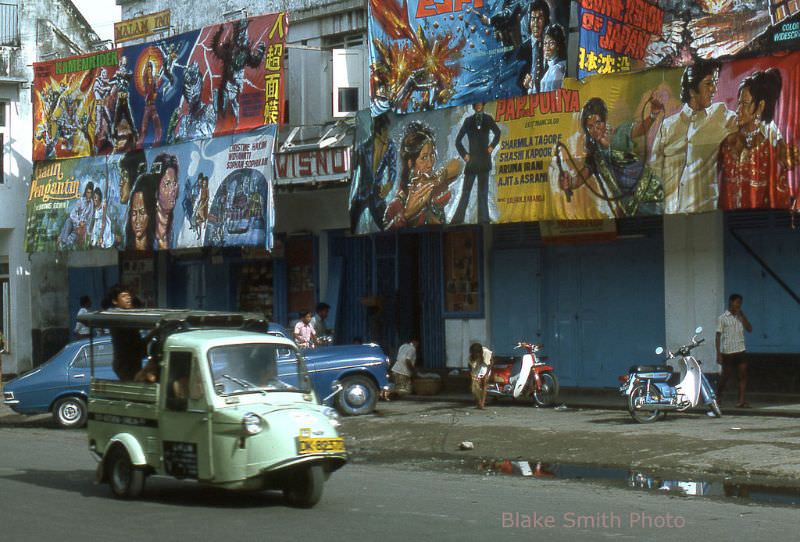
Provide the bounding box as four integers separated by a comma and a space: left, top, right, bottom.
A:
274, 147, 351, 185
114, 10, 171, 44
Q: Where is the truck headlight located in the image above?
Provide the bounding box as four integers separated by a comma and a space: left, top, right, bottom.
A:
322, 406, 341, 428
242, 412, 264, 435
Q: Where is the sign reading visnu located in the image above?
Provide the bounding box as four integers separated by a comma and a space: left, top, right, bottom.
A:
274, 147, 351, 185
114, 10, 171, 44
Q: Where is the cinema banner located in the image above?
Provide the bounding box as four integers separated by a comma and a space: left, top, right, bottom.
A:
367, 0, 569, 115
25, 157, 121, 253
125, 125, 277, 251
26, 126, 277, 253
350, 53, 800, 233
32, 11, 287, 161
577, 1, 800, 79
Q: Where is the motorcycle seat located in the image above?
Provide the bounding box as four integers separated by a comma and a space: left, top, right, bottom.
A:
629, 365, 672, 374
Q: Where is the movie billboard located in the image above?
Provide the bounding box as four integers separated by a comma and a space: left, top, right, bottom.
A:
367, 0, 570, 114
577, 1, 800, 79
25, 157, 121, 252
32, 11, 287, 161
26, 126, 277, 253
350, 53, 800, 233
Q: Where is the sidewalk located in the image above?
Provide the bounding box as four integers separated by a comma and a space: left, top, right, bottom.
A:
400, 387, 800, 417
341, 393, 800, 482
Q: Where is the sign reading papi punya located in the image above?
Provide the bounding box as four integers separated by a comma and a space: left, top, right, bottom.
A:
367, 0, 570, 114
577, 1, 800, 79
350, 52, 800, 233
26, 125, 277, 253
32, 11, 287, 161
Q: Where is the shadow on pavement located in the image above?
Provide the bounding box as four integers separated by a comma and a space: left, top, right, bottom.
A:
0, 468, 288, 508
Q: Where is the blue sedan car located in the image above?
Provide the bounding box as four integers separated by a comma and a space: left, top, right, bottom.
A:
3, 326, 392, 427
267, 323, 392, 416
2, 338, 116, 428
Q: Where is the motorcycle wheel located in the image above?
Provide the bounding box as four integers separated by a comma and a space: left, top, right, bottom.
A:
627, 384, 662, 424
532, 372, 559, 407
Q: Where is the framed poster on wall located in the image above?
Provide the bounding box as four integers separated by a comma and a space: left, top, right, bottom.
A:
442, 228, 483, 318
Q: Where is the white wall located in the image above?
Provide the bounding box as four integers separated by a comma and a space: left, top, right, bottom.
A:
663, 212, 726, 372
0, 81, 33, 374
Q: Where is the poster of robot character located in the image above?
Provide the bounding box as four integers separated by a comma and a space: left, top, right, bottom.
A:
32, 11, 287, 161
367, 0, 570, 114
32, 50, 121, 161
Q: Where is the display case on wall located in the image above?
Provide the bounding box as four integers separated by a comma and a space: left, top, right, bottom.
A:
120, 253, 156, 307
237, 261, 274, 320
442, 228, 483, 317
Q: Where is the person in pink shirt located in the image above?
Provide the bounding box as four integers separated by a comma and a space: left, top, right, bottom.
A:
293, 310, 316, 349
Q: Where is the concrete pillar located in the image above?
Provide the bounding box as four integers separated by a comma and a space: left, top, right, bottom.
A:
663, 212, 725, 371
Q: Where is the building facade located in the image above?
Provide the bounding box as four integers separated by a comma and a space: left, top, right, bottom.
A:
1, 0, 105, 376
23, 0, 790, 392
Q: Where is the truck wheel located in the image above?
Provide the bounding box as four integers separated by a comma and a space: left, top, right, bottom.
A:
532, 372, 559, 407
108, 446, 145, 499
627, 384, 661, 424
283, 464, 324, 508
53, 396, 87, 429
335, 375, 378, 416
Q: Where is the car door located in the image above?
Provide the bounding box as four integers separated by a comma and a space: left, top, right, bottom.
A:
158, 350, 213, 481
68, 341, 116, 389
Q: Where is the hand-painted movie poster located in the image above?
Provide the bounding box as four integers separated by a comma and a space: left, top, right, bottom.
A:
26, 126, 277, 253
25, 157, 125, 252
577, 1, 800, 79
112, 125, 277, 251
350, 53, 800, 232
367, 0, 569, 114
32, 11, 287, 161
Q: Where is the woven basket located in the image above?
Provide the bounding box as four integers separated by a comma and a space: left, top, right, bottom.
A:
413, 378, 442, 396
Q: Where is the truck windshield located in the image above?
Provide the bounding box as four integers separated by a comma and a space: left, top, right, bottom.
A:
207, 343, 310, 395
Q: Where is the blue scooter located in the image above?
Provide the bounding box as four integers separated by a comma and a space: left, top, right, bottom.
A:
619, 327, 722, 423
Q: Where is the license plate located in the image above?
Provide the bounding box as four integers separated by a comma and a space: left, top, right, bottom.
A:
297, 436, 346, 455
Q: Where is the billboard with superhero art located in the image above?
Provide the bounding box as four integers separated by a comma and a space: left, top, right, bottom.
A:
367, 0, 569, 114
577, 0, 800, 78
32, 11, 287, 161
350, 52, 800, 233
26, 126, 277, 253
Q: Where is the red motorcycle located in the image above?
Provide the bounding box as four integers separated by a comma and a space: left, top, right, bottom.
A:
486, 342, 559, 407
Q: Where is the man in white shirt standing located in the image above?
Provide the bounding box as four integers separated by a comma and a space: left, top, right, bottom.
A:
650, 59, 737, 214
391, 339, 419, 397
716, 294, 753, 407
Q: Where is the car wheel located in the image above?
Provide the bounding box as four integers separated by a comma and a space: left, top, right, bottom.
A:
283, 464, 324, 508
335, 375, 378, 416
108, 446, 145, 499
53, 396, 88, 429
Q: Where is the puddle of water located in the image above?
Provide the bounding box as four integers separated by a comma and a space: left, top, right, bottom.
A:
477, 459, 800, 507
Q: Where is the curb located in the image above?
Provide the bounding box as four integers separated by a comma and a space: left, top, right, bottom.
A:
392, 393, 800, 418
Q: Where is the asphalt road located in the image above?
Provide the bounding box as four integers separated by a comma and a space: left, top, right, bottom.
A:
0, 425, 798, 542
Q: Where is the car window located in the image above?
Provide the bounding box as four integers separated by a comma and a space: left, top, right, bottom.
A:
72, 342, 114, 369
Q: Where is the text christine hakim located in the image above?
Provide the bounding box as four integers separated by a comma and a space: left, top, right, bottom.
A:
501, 511, 686, 529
